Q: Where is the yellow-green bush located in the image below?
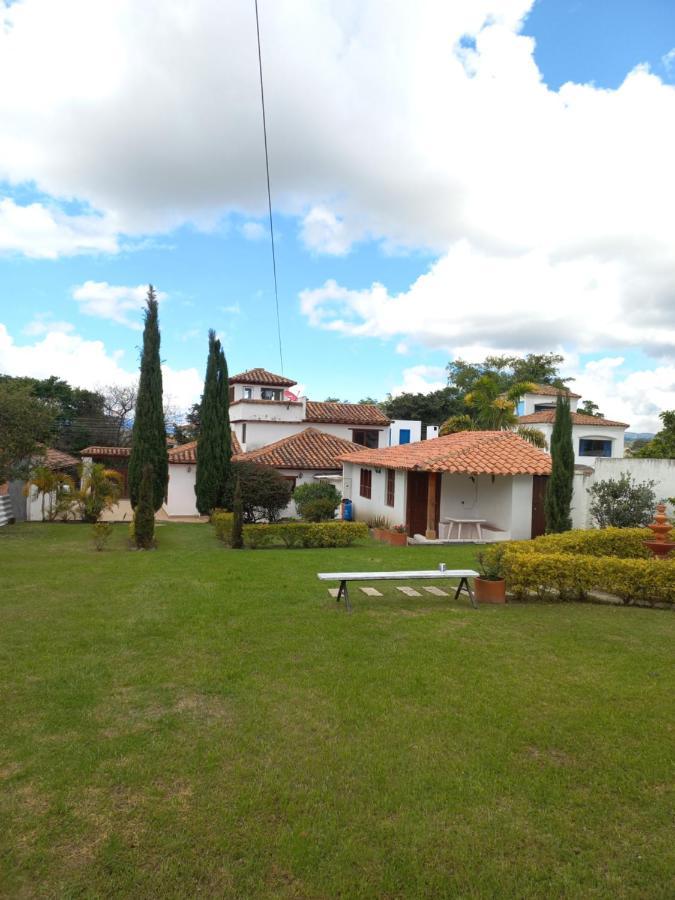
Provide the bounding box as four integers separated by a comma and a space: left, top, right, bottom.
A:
242, 521, 368, 549
212, 511, 234, 545
503, 544, 675, 606
528, 527, 674, 559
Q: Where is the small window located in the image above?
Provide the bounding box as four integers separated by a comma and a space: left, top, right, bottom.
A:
244, 387, 253, 400
353, 429, 379, 449
241, 423, 247, 444
261, 388, 282, 401
579, 438, 612, 458
359, 468, 372, 499
385, 469, 395, 507
398, 428, 411, 445
228, 386, 235, 403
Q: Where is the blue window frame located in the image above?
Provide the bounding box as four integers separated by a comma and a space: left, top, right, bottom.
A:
579, 438, 612, 458
399, 428, 411, 445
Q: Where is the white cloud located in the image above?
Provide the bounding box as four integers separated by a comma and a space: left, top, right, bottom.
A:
391, 365, 447, 396
663, 48, 675, 74
300, 206, 354, 255
300, 242, 675, 360
71, 281, 166, 329
240, 221, 266, 241
0, 198, 118, 258
23, 314, 75, 336
0, 322, 202, 413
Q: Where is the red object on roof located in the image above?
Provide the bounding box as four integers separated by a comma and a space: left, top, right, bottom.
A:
229, 368, 297, 387
338, 430, 552, 476
518, 412, 628, 428
305, 400, 390, 426
234, 427, 361, 470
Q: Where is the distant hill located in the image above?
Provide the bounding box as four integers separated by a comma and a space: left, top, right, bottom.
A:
625, 432, 655, 442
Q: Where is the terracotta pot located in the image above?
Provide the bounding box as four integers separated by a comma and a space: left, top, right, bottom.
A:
372, 528, 385, 542
386, 531, 407, 546
474, 577, 506, 604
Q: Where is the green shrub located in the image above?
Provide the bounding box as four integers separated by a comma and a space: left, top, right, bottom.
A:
527, 527, 674, 559
241, 521, 368, 549
294, 482, 340, 520
91, 521, 114, 551
212, 511, 234, 545
588, 472, 657, 527
222, 462, 292, 523
300, 498, 338, 522
502, 544, 675, 606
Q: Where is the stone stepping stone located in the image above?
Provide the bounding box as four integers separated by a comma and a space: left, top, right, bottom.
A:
397, 586, 421, 597
360, 587, 383, 596
328, 588, 340, 598
424, 586, 448, 597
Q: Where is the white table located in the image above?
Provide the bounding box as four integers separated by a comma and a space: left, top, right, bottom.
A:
439, 517, 487, 541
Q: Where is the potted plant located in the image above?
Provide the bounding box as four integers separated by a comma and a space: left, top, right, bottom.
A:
475, 545, 507, 603
387, 524, 408, 547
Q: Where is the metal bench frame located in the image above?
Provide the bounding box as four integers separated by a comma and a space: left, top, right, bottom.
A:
318, 569, 480, 612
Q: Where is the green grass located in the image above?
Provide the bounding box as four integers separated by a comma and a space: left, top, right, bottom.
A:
1, 524, 673, 898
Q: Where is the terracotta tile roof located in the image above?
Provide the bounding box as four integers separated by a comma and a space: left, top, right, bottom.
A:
167, 431, 242, 465
305, 400, 390, 426
229, 368, 297, 387
234, 428, 362, 470
339, 430, 552, 476
518, 412, 629, 428
80, 446, 132, 458
44, 448, 80, 469
527, 383, 582, 399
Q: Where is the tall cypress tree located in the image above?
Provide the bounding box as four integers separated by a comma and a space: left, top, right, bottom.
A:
195, 330, 232, 514
128, 287, 168, 510
544, 393, 575, 533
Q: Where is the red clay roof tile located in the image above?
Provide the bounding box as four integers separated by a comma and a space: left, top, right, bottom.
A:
305, 401, 390, 426
518, 411, 628, 427
229, 368, 297, 387
234, 428, 361, 470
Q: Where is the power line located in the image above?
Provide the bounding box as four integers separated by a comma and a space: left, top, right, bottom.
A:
254, 0, 284, 375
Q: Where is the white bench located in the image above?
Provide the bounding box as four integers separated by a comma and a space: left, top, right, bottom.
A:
317, 569, 480, 612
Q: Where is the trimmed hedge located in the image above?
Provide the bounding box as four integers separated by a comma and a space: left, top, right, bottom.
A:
503, 534, 675, 607
243, 521, 369, 549
527, 527, 674, 560
212, 511, 234, 545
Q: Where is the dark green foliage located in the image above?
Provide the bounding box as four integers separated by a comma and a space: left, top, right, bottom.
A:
173, 403, 200, 444
588, 472, 657, 528
446, 353, 568, 395
222, 462, 292, 523
128, 288, 168, 510
0, 382, 55, 482
545, 393, 574, 533
579, 399, 603, 418
243, 520, 368, 548
195, 331, 232, 514
293, 481, 340, 520
635, 410, 675, 459
381, 387, 462, 429
231, 477, 244, 549
134, 463, 156, 549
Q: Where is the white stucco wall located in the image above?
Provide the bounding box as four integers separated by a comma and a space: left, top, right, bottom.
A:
572, 457, 675, 528
235, 419, 388, 452
510, 476, 534, 540
522, 392, 579, 415
165, 464, 199, 516
388, 419, 422, 446
532, 423, 625, 464
342, 462, 407, 526
440, 474, 512, 532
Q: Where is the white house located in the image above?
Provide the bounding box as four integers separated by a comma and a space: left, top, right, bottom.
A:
229, 368, 391, 452
388, 419, 422, 446
339, 430, 552, 541
516, 384, 628, 464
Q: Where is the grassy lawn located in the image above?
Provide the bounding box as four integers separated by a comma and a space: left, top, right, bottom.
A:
1, 524, 673, 898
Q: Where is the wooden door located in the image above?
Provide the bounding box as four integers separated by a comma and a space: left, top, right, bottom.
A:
531, 475, 548, 538
406, 472, 442, 537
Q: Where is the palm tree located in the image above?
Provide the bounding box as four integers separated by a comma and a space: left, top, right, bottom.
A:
77, 463, 123, 523
24, 466, 74, 521
439, 376, 548, 448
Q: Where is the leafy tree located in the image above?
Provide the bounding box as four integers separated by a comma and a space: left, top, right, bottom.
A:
294, 482, 340, 520
231, 476, 244, 549
0, 382, 55, 482
635, 411, 675, 459
544, 394, 575, 533
195, 331, 232, 514
381, 387, 462, 428
358, 396, 380, 405
102, 382, 137, 445
173, 403, 201, 444
77, 463, 123, 523
133, 463, 156, 549
588, 472, 657, 528
128, 287, 168, 510
222, 462, 292, 523
446, 353, 568, 395
579, 399, 604, 418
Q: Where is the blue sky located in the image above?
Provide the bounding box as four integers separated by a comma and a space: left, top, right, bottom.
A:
0, 0, 674, 430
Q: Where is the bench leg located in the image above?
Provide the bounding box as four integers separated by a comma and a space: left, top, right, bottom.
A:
336, 580, 352, 613
455, 577, 479, 610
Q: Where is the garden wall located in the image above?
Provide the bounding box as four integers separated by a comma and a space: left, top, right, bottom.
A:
572, 458, 675, 529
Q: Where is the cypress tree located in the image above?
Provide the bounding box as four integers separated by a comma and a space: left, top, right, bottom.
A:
128, 287, 168, 510
195, 330, 232, 514
231, 476, 243, 549
134, 463, 156, 549
544, 393, 575, 533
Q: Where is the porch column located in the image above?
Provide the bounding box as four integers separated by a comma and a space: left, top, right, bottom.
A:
425, 472, 438, 539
